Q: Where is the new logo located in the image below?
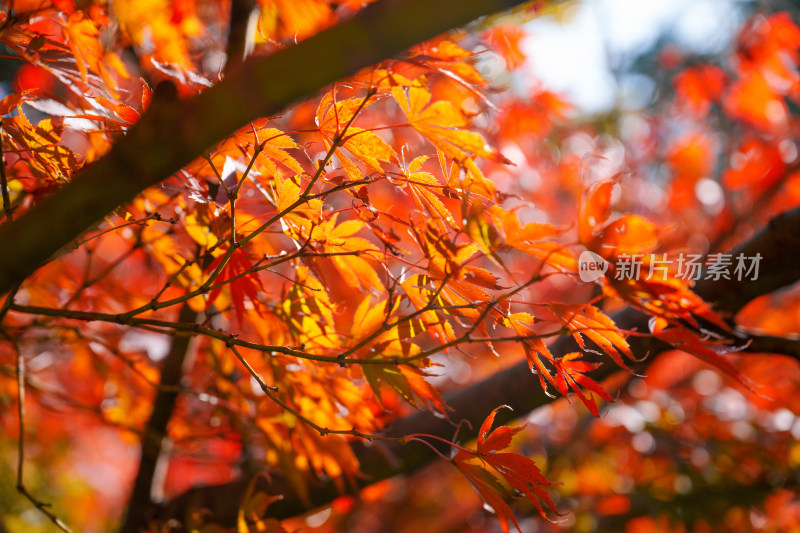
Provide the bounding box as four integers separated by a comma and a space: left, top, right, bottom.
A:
578, 250, 608, 282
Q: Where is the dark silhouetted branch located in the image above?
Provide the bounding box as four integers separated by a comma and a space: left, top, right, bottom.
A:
120, 304, 197, 533
0, 0, 531, 295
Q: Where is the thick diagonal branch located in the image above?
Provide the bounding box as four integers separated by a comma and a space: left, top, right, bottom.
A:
0, 0, 530, 295
159, 207, 800, 524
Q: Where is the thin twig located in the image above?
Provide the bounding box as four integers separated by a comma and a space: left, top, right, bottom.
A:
0, 282, 20, 322
9, 337, 73, 532
228, 344, 278, 394
301, 87, 377, 197
7, 299, 618, 367
0, 122, 13, 223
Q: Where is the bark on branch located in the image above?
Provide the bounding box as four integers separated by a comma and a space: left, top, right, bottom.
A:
121, 304, 197, 533
157, 207, 800, 525
0, 0, 530, 295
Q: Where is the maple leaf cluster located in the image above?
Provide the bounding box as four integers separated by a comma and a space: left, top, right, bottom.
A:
0, 1, 798, 533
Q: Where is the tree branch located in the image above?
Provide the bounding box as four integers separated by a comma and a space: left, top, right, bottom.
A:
596, 478, 799, 530
0, 121, 12, 223
694, 206, 800, 315
157, 206, 800, 524
743, 333, 800, 362
225, 0, 256, 70
0, 0, 531, 295
120, 304, 197, 533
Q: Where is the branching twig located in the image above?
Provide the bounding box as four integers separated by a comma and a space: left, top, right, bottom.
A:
6, 335, 73, 532
0, 0, 531, 295
6, 299, 579, 366
156, 206, 800, 524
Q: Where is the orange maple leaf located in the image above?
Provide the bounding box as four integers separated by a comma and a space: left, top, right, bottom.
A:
452, 407, 559, 532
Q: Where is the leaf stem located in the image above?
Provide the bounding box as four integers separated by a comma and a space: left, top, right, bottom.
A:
301, 87, 377, 198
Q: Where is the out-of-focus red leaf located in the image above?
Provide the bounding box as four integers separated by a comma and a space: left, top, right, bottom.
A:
722, 138, 786, 190
483, 25, 527, 69
674, 65, 726, 115
579, 181, 614, 246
